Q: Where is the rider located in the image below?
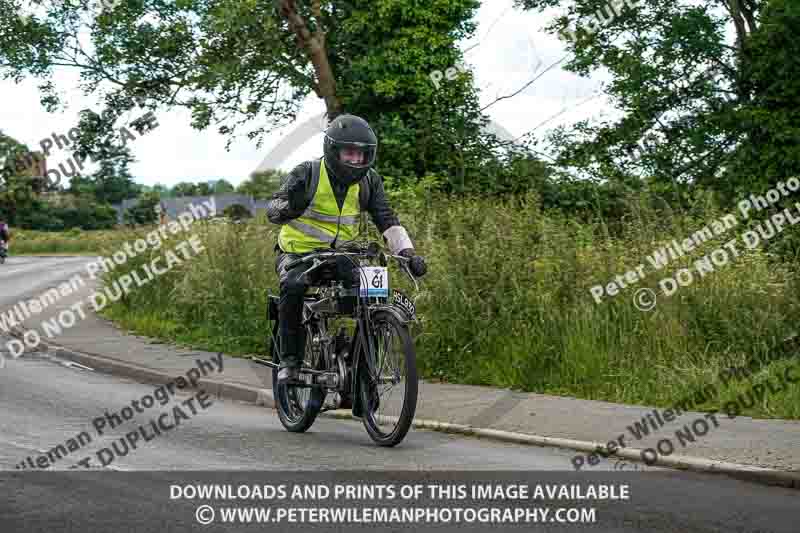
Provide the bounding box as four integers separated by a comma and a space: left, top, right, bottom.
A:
266, 114, 428, 384
0, 220, 9, 253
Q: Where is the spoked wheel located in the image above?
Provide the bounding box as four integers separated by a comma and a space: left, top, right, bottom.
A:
273, 322, 324, 433
358, 310, 418, 447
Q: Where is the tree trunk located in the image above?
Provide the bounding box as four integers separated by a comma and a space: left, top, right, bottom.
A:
276, 0, 342, 119
721, 0, 760, 103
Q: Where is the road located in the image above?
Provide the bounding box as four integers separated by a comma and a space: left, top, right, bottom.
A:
0, 256, 796, 532
0, 256, 92, 302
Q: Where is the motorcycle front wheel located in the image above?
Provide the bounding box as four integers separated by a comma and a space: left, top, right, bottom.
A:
358, 310, 418, 447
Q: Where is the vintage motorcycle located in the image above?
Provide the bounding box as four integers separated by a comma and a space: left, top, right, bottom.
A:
253, 241, 421, 447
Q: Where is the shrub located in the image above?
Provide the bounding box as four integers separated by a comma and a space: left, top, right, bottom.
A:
223, 203, 252, 220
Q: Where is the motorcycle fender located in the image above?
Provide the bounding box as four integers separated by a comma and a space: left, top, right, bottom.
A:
370, 305, 411, 325
267, 294, 280, 322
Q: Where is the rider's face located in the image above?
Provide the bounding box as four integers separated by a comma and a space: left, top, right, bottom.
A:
340, 147, 365, 165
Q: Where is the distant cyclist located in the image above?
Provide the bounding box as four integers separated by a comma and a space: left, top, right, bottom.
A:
0, 220, 10, 253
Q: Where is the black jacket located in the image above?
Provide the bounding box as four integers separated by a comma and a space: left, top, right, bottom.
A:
266, 160, 400, 234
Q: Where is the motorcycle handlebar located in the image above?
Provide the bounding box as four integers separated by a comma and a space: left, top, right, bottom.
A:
282, 244, 412, 273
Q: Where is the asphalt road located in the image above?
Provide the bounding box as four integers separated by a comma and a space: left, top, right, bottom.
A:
0, 256, 797, 532
0, 256, 93, 303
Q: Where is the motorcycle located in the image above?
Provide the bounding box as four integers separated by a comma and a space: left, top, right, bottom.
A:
253, 241, 421, 447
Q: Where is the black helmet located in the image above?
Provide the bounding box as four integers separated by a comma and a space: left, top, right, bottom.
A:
323, 114, 377, 186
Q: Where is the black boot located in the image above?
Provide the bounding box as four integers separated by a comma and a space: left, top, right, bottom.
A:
277, 325, 306, 385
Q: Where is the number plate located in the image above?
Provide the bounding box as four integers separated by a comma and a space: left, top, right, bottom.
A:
359, 266, 389, 297
392, 289, 416, 320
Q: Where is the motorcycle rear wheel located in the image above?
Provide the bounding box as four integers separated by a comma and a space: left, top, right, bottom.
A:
273, 321, 325, 433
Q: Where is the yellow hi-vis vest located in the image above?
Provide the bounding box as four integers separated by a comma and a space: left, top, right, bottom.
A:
278, 159, 361, 254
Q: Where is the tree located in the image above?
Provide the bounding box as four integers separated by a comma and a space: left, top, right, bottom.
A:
90, 148, 140, 204
223, 203, 252, 220
0, 131, 41, 223
150, 183, 173, 197
237, 169, 284, 199
67, 174, 97, 198
68, 108, 141, 204
123, 192, 160, 226
0, 1, 517, 194
196, 182, 212, 196
721, 0, 800, 200
172, 182, 198, 197
212, 179, 235, 194
515, 0, 799, 199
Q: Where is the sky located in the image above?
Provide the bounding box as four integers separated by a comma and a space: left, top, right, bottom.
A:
0, 1, 613, 188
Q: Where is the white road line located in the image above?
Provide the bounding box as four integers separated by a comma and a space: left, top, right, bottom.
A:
61, 361, 95, 372
0, 438, 43, 452
0, 266, 43, 276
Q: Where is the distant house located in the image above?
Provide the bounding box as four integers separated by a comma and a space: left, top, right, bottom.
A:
111, 193, 270, 225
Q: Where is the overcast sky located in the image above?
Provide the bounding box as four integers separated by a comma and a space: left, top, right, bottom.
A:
0, 1, 612, 188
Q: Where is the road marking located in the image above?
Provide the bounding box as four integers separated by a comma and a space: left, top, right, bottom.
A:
0, 266, 42, 276
60, 361, 95, 372
0, 437, 43, 452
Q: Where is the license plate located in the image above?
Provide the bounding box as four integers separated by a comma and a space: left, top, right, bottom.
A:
392, 289, 416, 320
359, 266, 389, 297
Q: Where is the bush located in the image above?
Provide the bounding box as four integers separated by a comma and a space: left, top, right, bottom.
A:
223, 203, 252, 220
14, 197, 118, 231
58, 203, 117, 230
16, 209, 65, 231
123, 192, 159, 226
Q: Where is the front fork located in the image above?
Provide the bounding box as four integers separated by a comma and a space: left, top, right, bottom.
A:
351, 310, 379, 416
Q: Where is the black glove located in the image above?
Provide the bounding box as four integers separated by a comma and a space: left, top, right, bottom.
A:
287, 179, 307, 212
399, 249, 427, 278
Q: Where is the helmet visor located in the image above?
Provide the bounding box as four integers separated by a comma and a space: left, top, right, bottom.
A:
326, 136, 377, 169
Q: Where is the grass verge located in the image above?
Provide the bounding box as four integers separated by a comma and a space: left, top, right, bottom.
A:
98, 198, 800, 419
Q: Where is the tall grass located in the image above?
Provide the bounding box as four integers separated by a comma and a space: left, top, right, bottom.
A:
101, 198, 800, 419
